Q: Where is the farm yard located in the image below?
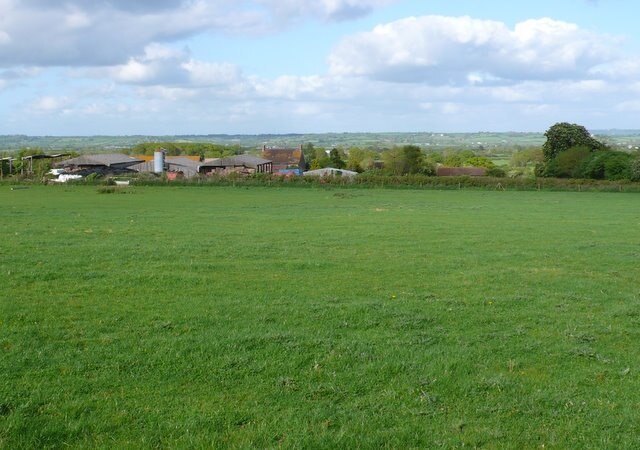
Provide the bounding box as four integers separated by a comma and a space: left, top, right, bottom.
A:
2, 185, 640, 448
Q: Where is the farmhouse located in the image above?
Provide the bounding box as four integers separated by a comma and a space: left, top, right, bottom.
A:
198, 155, 273, 176
57, 154, 143, 174
436, 167, 487, 177
261, 145, 305, 175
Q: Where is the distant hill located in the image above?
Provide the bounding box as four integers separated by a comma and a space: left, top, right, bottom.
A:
1, 130, 639, 153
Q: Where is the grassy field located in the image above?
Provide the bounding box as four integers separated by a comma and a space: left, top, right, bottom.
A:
1, 185, 640, 448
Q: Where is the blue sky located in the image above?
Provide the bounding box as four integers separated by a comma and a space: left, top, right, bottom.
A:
1, 0, 639, 135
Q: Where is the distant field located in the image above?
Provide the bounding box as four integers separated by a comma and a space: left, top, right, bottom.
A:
0, 132, 548, 152
1, 131, 640, 152
2, 186, 640, 448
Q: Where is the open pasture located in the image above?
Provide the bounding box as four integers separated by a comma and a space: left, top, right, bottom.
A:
1, 185, 640, 448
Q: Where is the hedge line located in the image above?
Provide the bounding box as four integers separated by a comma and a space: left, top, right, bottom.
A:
121, 173, 640, 192
3, 173, 640, 192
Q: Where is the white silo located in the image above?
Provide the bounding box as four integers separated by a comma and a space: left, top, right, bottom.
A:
153, 150, 165, 174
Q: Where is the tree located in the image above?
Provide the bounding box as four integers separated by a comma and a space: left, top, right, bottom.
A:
302, 142, 316, 164
580, 151, 633, 180
542, 122, 605, 161
329, 148, 346, 169
464, 156, 495, 169
443, 154, 464, 167
544, 145, 592, 178
309, 147, 330, 169
401, 145, 425, 174
630, 156, 640, 182
382, 145, 427, 175
510, 148, 544, 168
346, 147, 376, 172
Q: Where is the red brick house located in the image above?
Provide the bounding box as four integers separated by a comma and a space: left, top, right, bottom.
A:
260, 145, 306, 174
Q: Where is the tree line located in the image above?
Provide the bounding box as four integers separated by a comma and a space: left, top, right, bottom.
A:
302, 143, 505, 176
536, 122, 640, 181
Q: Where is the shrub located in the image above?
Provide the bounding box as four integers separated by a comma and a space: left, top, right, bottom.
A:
630, 157, 640, 182
486, 167, 506, 178
580, 151, 633, 180
553, 145, 592, 178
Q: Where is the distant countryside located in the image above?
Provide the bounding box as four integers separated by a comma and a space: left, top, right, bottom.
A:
2, 124, 640, 186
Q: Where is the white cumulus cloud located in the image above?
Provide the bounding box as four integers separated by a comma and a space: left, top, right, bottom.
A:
329, 15, 618, 85
0, 0, 392, 68
257, 0, 396, 21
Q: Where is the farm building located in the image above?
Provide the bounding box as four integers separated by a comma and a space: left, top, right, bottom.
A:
260, 146, 305, 174
303, 168, 358, 177
2, 153, 69, 177
57, 154, 143, 174
199, 155, 273, 176
436, 167, 487, 176
129, 156, 201, 178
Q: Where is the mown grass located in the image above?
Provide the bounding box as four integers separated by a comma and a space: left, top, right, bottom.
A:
1, 185, 640, 448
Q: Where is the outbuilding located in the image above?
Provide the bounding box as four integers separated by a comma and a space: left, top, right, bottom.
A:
199, 155, 273, 175
303, 168, 358, 177
57, 154, 143, 174
436, 167, 487, 177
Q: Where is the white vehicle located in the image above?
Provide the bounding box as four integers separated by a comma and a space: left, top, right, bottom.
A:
48, 168, 67, 176
52, 174, 83, 183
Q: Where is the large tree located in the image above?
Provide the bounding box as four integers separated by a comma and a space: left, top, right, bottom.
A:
382, 145, 429, 175
329, 148, 346, 169
542, 122, 605, 161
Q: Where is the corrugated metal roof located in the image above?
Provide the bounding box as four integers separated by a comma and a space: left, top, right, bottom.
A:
127, 161, 155, 172
22, 153, 69, 160
129, 157, 200, 177
199, 154, 271, 169
165, 157, 201, 169
136, 154, 202, 162
58, 154, 143, 167
303, 168, 358, 177
436, 167, 487, 176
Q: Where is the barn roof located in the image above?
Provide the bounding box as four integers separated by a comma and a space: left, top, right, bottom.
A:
58, 154, 143, 168
199, 154, 271, 169
21, 153, 70, 160
436, 167, 487, 177
136, 154, 201, 162
128, 157, 201, 176
303, 168, 358, 177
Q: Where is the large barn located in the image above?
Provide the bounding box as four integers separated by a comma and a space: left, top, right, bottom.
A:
128, 156, 202, 178
198, 155, 273, 176
57, 154, 143, 174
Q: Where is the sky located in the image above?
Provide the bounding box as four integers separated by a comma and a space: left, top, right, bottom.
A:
1, 0, 640, 135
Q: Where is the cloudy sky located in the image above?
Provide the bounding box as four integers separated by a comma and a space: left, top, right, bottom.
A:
1, 0, 639, 135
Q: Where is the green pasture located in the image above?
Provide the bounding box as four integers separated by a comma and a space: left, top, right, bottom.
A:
1, 185, 640, 448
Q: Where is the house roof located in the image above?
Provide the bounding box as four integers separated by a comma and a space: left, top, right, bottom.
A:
436, 167, 487, 177
58, 154, 143, 168
260, 147, 304, 167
